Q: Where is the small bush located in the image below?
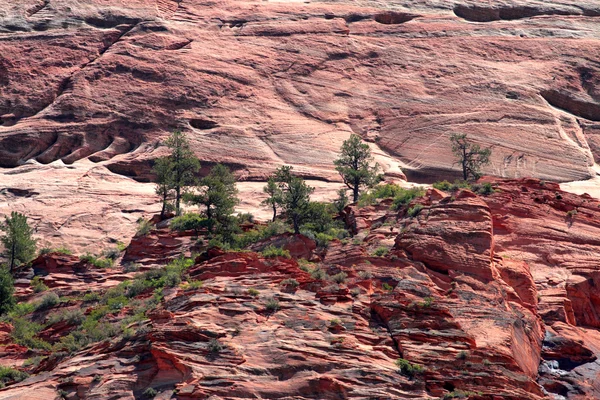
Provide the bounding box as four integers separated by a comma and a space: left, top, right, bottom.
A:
566, 209, 578, 218
382, 283, 394, 291
182, 280, 203, 290
79, 254, 114, 269
406, 204, 424, 218
170, 213, 208, 233
280, 278, 299, 288
207, 338, 223, 353
471, 182, 495, 195
30, 276, 48, 293
329, 318, 342, 327
443, 390, 479, 399
102, 248, 120, 260
395, 358, 424, 377
310, 267, 327, 280
136, 219, 153, 237
123, 263, 140, 273
247, 288, 260, 297
0, 366, 28, 384
456, 350, 469, 360
143, 387, 158, 398
372, 247, 389, 257
358, 270, 372, 280
330, 272, 347, 284
419, 296, 434, 308
350, 287, 361, 297
392, 187, 426, 210
265, 297, 280, 312
83, 292, 101, 303
261, 246, 291, 259
47, 309, 84, 326
36, 292, 60, 311
11, 318, 51, 350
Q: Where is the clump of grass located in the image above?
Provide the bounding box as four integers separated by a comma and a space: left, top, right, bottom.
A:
265, 297, 280, 312
280, 278, 299, 288
143, 387, 158, 398
136, 219, 153, 237
36, 292, 60, 311
406, 204, 424, 218
330, 272, 347, 284
443, 390, 479, 399
372, 247, 389, 257
382, 283, 394, 292
261, 246, 291, 259
395, 358, 424, 377
310, 267, 327, 280
248, 288, 260, 297
30, 276, 49, 293
181, 280, 203, 290
358, 270, 372, 280
79, 254, 114, 269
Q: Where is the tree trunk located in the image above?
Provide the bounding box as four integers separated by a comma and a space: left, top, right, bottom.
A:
160, 193, 167, 219
9, 240, 15, 272
292, 214, 300, 234
272, 204, 277, 222
175, 186, 181, 216
352, 185, 359, 203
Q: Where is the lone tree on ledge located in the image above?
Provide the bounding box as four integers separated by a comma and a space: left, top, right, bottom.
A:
0, 212, 37, 272
450, 133, 492, 181
334, 134, 380, 203
163, 130, 200, 216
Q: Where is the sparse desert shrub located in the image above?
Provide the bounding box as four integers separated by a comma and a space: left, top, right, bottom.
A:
207, 338, 223, 353
247, 288, 260, 297
136, 219, 153, 237
261, 246, 291, 259
170, 213, 208, 234
358, 270, 372, 280
456, 350, 469, 360
143, 387, 158, 398
79, 254, 114, 269
392, 187, 426, 210
36, 292, 59, 311
0, 366, 28, 385
30, 276, 48, 293
10, 318, 51, 350
443, 390, 479, 399
406, 204, 424, 218
280, 278, 299, 288
47, 309, 84, 326
330, 272, 347, 284
382, 283, 394, 291
102, 248, 120, 260
265, 297, 280, 312
310, 267, 327, 280
372, 246, 389, 257
123, 263, 140, 273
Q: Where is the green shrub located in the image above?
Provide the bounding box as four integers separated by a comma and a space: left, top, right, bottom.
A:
11, 318, 51, 350
310, 267, 327, 280
102, 248, 120, 260
456, 350, 469, 360
330, 272, 347, 284
181, 280, 203, 290
261, 246, 291, 259
471, 182, 495, 195
36, 292, 59, 311
265, 297, 280, 312
406, 204, 424, 218
30, 276, 48, 293
419, 296, 434, 308
79, 254, 114, 269
170, 213, 208, 233
372, 247, 389, 257
382, 283, 394, 291
358, 270, 372, 280
136, 219, 153, 237
280, 278, 299, 288
392, 187, 426, 210
0, 366, 28, 384
207, 338, 223, 353
143, 387, 158, 398
395, 358, 424, 377
47, 309, 84, 326
247, 288, 260, 297
52, 247, 72, 255
82, 292, 101, 303
566, 209, 578, 218
443, 390, 479, 399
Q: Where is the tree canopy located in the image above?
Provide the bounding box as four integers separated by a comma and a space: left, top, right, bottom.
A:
0, 212, 37, 272
334, 134, 380, 202
450, 133, 492, 181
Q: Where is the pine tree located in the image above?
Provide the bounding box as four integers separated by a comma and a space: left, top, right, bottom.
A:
334, 134, 380, 203
186, 164, 239, 233
164, 130, 200, 215
273, 166, 314, 234
261, 177, 282, 222
0, 268, 15, 315
153, 156, 175, 219
0, 212, 37, 272
450, 133, 492, 181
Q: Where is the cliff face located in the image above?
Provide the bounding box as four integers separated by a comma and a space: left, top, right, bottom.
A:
0, 179, 598, 399
0, 0, 599, 182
